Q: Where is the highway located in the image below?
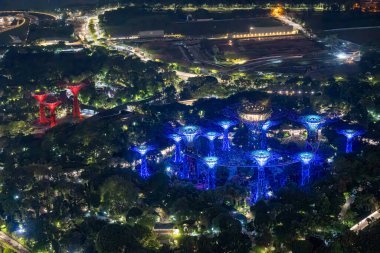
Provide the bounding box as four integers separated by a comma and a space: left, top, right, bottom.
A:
0, 232, 30, 253
350, 210, 380, 233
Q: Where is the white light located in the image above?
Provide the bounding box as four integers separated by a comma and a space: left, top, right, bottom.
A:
336, 52, 349, 60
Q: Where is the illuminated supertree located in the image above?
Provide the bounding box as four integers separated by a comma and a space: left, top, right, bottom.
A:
250, 150, 272, 203
32, 91, 49, 124
44, 96, 61, 127
238, 101, 272, 149
178, 125, 201, 147
217, 120, 237, 151
203, 131, 221, 156
132, 145, 154, 178
67, 83, 85, 119
168, 134, 183, 163
299, 114, 326, 151
338, 129, 364, 153
204, 156, 218, 190
261, 120, 279, 149
297, 152, 314, 186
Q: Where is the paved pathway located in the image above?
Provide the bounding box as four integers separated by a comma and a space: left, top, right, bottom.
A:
350, 210, 380, 233
0, 232, 30, 253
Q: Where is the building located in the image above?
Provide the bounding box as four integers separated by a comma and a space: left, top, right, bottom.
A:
232, 25, 297, 39
360, 0, 380, 12
153, 223, 176, 235
138, 30, 164, 38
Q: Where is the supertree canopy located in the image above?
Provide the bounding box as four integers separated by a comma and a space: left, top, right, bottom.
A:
250, 150, 272, 202
238, 101, 272, 148
168, 134, 183, 163
44, 96, 61, 127
338, 129, 365, 153
217, 120, 237, 151
178, 125, 201, 147
67, 83, 86, 119
32, 91, 49, 124
204, 156, 218, 189
203, 131, 221, 156
297, 152, 314, 185
132, 145, 154, 178
299, 115, 326, 138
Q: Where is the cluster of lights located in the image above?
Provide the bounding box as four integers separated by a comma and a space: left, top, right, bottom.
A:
232, 30, 298, 39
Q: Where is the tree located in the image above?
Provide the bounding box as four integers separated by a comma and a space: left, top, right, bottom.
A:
95, 224, 141, 253
100, 176, 138, 216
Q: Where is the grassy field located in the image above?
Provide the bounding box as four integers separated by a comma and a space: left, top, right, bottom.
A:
105, 17, 282, 36
101, 7, 282, 37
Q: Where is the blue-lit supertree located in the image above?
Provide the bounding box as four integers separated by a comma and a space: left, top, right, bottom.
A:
132, 145, 154, 178
178, 125, 201, 179
217, 120, 237, 151
299, 114, 326, 152
261, 120, 280, 149
338, 129, 364, 153
297, 152, 314, 186
178, 125, 201, 148
203, 131, 221, 156
250, 150, 272, 203
168, 134, 183, 163
204, 156, 218, 190
238, 102, 272, 149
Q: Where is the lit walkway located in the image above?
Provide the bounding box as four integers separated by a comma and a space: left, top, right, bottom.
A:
350, 210, 380, 233
0, 232, 30, 253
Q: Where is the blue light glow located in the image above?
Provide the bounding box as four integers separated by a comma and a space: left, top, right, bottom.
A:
217, 120, 236, 130
298, 152, 314, 165
302, 115, 324, 131
179, 125, 201, 144
168, 133, 182, 143
251, 150, 271, 167
204, 156, 218, 169
204, 131, 221, 141
339, 129, 358, 140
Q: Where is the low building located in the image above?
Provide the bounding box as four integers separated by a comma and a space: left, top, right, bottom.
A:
232, 25, 297, 39
153, 223, 176, 235
138, 30, 164, 38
